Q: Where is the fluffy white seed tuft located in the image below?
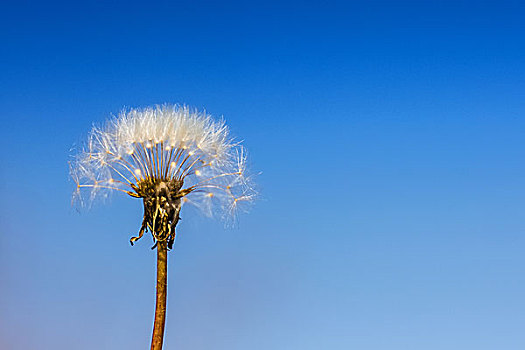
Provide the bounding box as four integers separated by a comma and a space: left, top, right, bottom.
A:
70, 104, 256, 220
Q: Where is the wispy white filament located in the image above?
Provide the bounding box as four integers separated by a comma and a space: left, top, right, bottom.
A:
70, 104, 256, 220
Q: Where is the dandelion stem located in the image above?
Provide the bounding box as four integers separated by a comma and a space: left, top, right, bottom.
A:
151, 240, 168, 350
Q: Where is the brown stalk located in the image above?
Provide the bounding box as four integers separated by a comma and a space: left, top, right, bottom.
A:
151, 240, 168, 350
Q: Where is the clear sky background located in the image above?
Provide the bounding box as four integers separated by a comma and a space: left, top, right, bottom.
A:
1, 1, 525, 349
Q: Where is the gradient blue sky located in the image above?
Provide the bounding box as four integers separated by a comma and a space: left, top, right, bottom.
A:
1, 1, 525, 349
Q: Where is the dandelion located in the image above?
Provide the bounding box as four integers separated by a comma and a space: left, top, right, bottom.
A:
70, 104, 256, 350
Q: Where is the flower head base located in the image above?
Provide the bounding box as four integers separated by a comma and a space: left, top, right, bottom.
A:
71, 105, 256, 246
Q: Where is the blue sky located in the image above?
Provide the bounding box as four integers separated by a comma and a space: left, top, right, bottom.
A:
1, 1, 525, 349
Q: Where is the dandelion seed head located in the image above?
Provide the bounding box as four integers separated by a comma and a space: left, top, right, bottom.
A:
70, 104, 256, 222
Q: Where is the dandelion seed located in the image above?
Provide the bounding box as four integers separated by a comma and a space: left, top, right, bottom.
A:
69, 104, 256, 350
